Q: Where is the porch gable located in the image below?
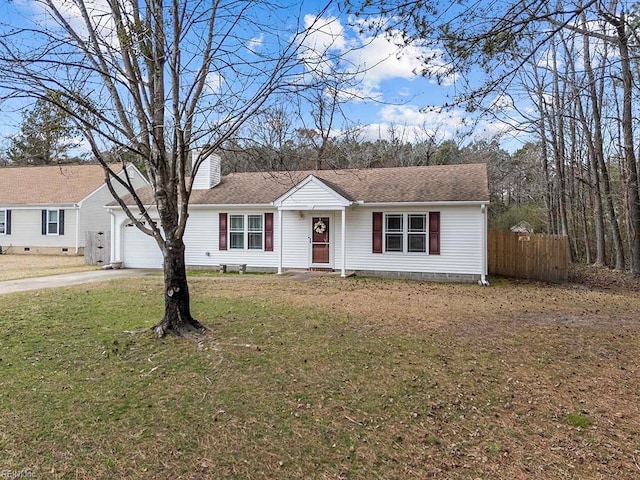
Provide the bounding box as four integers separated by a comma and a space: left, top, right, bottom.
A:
273, 175, 351, 210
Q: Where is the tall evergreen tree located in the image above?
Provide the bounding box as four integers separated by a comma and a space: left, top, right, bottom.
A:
6, 96, 80, 165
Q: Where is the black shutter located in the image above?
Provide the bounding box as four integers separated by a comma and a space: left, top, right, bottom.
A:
42, 210, 47, 235
5, 210, 11, 235
59, 210, 65, 235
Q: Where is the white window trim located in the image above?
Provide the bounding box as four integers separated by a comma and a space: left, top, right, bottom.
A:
46, 209, 60, 236
0, 209, 6, 235
407, 213, 428, 254
229, 214, 245, 249
247, 214, 264, 251
384, 213, 404, 253
229, 213, 264, 251
383, 212, 430, 255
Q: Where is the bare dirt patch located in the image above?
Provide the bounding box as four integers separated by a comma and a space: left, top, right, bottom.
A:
0, 254, 95, 281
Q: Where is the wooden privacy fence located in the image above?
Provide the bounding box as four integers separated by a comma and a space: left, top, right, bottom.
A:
488, 230, 568, 283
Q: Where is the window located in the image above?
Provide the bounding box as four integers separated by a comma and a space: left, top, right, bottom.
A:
247, 215, 263, 250
378, 212, 439, 255
42, 209, 64, 236
408, 214, 427, 253
0, 210, 5, 234
47, 210, 60, 235
229, 215, 244, 249
228, 214, 264, 250
385, 214, 403, 252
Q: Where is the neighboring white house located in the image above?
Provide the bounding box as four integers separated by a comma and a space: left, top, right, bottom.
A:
110, 154, 490, 283
510, 220, 535, 233
0, 164, 148, 255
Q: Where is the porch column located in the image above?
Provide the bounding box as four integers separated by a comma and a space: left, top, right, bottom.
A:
341, 207, 346, 277
277, 208, 283, 274
109, 211, 116, 263
75, 205, 81, 254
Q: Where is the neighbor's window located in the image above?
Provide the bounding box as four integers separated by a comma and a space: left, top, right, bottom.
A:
407, 214, 427, 253
47, 209, 59, 235
247, 215, 263, 250
0, 210, 5, 234
384, 214, 403, 252
229, 215, 244, 249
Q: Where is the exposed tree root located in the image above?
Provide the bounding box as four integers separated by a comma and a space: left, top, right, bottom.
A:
151, 317, 207, 338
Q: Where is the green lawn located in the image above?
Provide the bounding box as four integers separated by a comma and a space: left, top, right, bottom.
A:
1, 275, 639, 479
0, 254, 95, 282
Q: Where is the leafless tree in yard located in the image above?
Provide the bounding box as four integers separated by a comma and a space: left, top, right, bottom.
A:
0, 0, 348, 336
348, 0, 640, 274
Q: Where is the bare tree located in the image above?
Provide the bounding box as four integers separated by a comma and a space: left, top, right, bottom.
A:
603, 9, 640, 275
350, 0, 640, 273
0, 0, 340, 335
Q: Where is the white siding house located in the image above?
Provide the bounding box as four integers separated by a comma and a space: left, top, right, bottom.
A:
111, 154, 490, 283
0, 164, 148, 255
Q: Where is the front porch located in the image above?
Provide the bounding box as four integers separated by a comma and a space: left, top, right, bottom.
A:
275, 208, 349, 277
273, 174, 352, 278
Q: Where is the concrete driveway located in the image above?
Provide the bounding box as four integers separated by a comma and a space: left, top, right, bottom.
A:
0, 269, 156, 295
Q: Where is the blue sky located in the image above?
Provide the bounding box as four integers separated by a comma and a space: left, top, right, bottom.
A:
0, 0, 524, 155
293, 2, 522, 149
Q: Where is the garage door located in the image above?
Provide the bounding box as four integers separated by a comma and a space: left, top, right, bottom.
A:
122, 221, 164, 268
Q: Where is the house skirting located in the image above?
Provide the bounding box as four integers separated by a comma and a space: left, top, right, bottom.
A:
185, 264, 480, 282
187, 265, 279, 274
352, 270, 482, 283
1, 246, 83, 256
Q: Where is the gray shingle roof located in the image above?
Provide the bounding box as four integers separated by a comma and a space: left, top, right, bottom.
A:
118, 163, 488, 206
0, 164, 121, 206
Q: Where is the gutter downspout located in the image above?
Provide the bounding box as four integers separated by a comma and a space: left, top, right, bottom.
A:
479, 204, 490, 286
277, 209, 283, 274
75, 204, 81, 255
341, 207, 346, 277
109, 210, 116, 263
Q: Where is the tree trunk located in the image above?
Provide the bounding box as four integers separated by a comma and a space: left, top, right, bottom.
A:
616, 17, 640, 275
602, 10, 640, 274
152, 239, 206, 337
580, 179, 592, 264
532, 68, 553, 233
581, 18, 624, 268
549, 40, 572, 260
571, 55, 606, 264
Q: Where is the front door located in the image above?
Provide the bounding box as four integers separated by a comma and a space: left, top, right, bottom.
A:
311, 216, 330, 265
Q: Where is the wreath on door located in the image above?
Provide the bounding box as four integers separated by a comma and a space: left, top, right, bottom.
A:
313, 220, 327, 234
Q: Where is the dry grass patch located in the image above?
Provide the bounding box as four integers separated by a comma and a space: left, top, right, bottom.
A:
0, 254, 95, 281
1, 274, 639, 479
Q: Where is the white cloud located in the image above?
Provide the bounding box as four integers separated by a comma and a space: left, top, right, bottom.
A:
380, 104, 465, 135
303, 14, 348, 53
247, 34, 264, 52
299, 15, 350, 77
205, 72, 223, 94
375, 103, 515, 145
18, 0, 125, 49
300, 15, 455, 100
